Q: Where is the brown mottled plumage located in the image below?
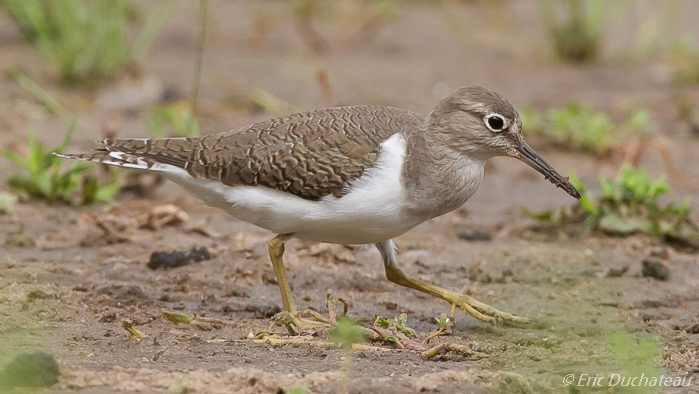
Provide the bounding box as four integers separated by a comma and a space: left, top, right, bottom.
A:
71, 106, 421, 200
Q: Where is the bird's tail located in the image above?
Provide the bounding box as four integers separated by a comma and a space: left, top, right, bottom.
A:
55, 138, 198, 172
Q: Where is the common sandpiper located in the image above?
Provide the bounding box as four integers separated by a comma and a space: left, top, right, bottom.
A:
59, 86, 581, 329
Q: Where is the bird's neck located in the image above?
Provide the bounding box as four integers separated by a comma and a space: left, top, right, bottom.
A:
402, 128, 485, 218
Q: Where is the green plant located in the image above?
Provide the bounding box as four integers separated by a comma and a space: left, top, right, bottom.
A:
593, 167, 694, 238
434, 313, 451, 331
374, 313, 417, 338
521, 103, 655, 154
524, 166, 698, 245
3, 124, 120, 205
330, 315, 365, 394
539, 0, 605, 62
2, 0, 169, 87
143, 104, 200, 139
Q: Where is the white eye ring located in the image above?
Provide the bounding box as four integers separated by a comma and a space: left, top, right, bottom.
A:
485, 114, 508, 133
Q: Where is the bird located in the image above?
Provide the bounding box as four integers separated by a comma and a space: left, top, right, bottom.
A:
58, 86, 580, 329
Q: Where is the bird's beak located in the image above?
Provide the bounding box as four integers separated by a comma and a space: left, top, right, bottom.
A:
515, 142, 581, 199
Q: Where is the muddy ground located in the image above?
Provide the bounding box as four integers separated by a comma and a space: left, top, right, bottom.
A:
1, 1, 699, 393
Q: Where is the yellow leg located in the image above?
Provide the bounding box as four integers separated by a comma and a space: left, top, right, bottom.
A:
269, 235, 296, 313
377, 240, 534, 325
268, 235, 331, 330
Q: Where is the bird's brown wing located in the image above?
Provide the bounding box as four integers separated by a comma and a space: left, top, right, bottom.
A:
71, 106, 423, 200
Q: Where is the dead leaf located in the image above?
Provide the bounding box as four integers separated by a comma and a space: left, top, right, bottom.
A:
138, 204, 189, 230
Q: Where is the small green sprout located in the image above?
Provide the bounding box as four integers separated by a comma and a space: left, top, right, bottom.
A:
435, 313, 451, 331
375, 313, 418, 339
394, 313, 417, 337
374, 315, 391, 328
3, 124, 120, 205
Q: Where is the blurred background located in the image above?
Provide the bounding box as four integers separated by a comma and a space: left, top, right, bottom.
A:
2, 3, 699, 390
0, 0, 698, 239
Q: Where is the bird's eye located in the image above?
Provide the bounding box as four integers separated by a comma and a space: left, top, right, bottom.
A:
485, 114, 507, 133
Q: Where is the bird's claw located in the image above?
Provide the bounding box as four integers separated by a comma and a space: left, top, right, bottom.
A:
272, 310, 333, 334
450, 295, 536, 325
272, 293, 349, 334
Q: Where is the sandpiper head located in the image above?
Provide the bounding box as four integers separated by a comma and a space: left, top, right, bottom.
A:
428, 86, 581, 199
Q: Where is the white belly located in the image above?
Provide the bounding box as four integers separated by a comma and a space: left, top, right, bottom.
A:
162, 134, 429, 244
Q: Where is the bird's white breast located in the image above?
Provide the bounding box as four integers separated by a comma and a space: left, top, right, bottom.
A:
160, 134, 426, 244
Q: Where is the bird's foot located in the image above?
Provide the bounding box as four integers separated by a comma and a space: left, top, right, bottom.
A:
272, 294, 350, 334
273, 310, 333, 334
449, 293, 535, 325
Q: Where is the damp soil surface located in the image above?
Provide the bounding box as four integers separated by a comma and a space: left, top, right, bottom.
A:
1, 1, 699, 393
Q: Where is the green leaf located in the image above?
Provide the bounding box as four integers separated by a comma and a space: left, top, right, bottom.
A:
435, 313, 451, 330
162, 312, 194, 324
374, 315, 391, 328
397, 313, 408, 327
400, 327, 417, 338
579, 195, 599, 216
567, 172, 585, 193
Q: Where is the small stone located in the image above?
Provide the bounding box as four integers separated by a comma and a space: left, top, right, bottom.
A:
96, 285, 150, 303
641, 257, 669, 281
647, 246, 669, 259
244, 304, 282, 318
605, 266, 629, 277
99, 313, 118, 323
147, 246, 211, 270
457, 229, 492, 242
